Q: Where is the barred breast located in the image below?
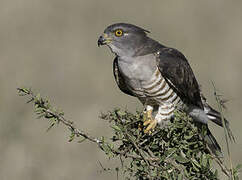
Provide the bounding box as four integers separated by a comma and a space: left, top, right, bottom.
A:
142, 68, 183, 118
117, 54, 183, 119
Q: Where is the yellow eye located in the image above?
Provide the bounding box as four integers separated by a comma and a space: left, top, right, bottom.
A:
115, 29, 123, 37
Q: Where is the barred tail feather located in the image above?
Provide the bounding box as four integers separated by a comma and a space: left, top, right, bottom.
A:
205, 105, 235, 142
205, 128, 223, 157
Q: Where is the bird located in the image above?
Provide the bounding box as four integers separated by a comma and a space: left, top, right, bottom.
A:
97, 23, 234, 156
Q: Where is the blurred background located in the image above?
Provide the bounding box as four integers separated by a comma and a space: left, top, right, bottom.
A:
0, 0, 241, 179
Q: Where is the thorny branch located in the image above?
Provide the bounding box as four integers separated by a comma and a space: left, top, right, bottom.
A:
17, 88, 160, 164
17, 87, 239, 179
18, 88, 101, 145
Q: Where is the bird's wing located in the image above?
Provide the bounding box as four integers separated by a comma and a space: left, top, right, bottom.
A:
156, 48, 203, 108
113, 57, 135, 97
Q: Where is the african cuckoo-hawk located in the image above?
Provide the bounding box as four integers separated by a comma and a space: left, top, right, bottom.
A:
98, 23, 234, 156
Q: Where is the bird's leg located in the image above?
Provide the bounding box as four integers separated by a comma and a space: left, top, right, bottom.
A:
155, 105, 172, 128
143, 105, 157, 133
143, 105, 153, 124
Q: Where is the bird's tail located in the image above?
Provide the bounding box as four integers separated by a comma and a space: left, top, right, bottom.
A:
204, 127, 223, 157
204, 104, 235, 142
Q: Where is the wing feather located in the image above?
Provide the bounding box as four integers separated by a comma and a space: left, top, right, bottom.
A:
156, 48, 203, 108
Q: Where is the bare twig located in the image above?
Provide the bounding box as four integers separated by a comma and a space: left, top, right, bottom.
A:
207, 146, 230, 177
212, 82, 235, 179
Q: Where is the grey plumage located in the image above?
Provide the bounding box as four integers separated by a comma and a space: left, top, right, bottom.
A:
98, 23, 234, 156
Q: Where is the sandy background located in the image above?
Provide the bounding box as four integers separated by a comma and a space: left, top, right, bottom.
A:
0, 0, 241, 179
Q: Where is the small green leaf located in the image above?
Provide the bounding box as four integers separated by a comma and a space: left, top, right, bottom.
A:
111, 125, 122, 132
35, 93, 41, 101
68, 132, 75, 142
200, 153, 208, 167
174, 155, 190, 163
235, 163, 242, 171
46, 122, 55, 132
177, 174, 183, 180
191, 158, 201, 168
184, 134, 193, 140
165, 148, 177, 158
116, 110, 126, 117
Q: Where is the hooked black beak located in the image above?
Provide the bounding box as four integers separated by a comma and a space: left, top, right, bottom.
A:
98, 35, 105, 47
97, 33, 112, 47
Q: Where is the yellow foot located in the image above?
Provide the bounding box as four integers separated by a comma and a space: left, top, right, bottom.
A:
144, 118, 157, 134
143, 109, 157, 134
143, 109, 152, 123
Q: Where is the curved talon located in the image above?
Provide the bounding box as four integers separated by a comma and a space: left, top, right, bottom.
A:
143, 108, 157, 133
144, 119, 157, 134
143, 119, 151, 126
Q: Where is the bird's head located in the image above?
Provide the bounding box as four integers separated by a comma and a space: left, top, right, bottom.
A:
98, 23, 150, 57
